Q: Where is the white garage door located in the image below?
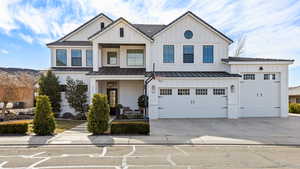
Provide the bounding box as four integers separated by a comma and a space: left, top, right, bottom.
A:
240, 73, 281, 117
158, 88, 228, 118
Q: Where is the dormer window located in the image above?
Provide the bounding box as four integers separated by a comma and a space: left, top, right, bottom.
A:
100, 22, 105, 30
120, 27, 124, 37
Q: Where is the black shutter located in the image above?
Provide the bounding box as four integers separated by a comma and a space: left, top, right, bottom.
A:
120, 28, 124, 37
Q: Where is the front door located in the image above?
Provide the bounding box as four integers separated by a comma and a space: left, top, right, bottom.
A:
107, 88, 118, 115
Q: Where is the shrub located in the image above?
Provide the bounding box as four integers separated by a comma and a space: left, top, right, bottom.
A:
33, 95, 56, 135
87, 94, 110, 135
111, 121, 149, 135
289, 103, 300, 114
0, 120, 30, 134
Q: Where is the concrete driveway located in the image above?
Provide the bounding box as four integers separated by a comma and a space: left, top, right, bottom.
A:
150, 115, 300, 144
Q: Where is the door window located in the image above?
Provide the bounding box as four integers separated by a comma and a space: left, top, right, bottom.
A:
213, 88, 226, 95
178, 89, 190, 95
160, 89, 172, 95
196, 88, 208, 95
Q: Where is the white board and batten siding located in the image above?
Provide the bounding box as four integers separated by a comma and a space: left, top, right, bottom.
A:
65, 16, 112, 41
149, 14, 230, 72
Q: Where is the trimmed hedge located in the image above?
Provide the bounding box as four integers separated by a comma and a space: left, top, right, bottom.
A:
111, 121, 149, 135
0, 121, 29, 134
289, 103, 300, 114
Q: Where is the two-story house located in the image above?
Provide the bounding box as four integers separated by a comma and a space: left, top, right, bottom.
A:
47, 11, 293, 119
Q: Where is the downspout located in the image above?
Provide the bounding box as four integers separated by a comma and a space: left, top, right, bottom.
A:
144, 63, 155, 118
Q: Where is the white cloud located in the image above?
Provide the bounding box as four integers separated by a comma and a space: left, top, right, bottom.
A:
0, 0, 299, 66
0, 0, 20, 34
19, 33, 34, 43
0, 49, 9, 54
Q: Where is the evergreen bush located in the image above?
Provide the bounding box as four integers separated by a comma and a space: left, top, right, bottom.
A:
33, 95, 56, 135
87, 94, 110, 134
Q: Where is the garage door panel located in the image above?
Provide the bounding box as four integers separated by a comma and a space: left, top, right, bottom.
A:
240, 73, 280, 117
158, 88, 228, 118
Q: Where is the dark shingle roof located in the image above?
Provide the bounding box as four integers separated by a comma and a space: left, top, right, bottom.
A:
51, 67, 93, 71
133, 24, 166, 37
147, 71, 241, 78
222, 57, 294, 63
86, 67, 145, 75
47, 41, 92, 46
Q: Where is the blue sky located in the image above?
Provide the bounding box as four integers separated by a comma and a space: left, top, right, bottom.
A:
0, 0, 299, 86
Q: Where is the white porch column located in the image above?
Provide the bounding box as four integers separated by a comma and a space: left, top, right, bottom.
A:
93, 42, 99, 71
89, 78, 98, 103
145, 42, 151, 71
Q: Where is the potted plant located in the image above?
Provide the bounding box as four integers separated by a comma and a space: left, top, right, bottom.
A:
115, 104, 123, 118
138, 95, 148, 115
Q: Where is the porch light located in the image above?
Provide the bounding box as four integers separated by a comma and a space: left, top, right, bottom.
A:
151, 85, 156, 94
230, 85, 235, 93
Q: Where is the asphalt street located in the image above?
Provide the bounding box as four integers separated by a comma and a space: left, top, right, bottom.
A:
0, 145, 299, 169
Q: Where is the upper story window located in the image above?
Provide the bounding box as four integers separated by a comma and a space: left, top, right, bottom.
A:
86, 49, 93, 67
183, 45, 194, 63
56, 49, 67, 66
203, 45, 214, 63
100, 22, 105, 30
71, 49, 82, 66
120, 27, 124, 37
243, 74, 255, 80
163, 45, 174, 63
127, 49, 144, 66
107, 52, 117, 65
184, 30, 193, 39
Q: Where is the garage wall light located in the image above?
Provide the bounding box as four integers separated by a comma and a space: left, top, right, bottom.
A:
259, 66, 264, 70
230, 85, 235, 93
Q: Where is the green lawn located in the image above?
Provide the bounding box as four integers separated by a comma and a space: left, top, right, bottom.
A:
28, 119, 86, 134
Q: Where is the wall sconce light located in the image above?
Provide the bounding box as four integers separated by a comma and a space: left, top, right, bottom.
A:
151, 85, 156, 94
259, 66, 264, 71
230, 85, 235, 93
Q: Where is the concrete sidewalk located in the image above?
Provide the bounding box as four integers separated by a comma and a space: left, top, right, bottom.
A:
0, 122, 299, 145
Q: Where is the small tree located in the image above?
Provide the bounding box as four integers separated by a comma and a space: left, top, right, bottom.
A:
233, 36, 246, 57
38, 70, 61, 114
33, 95, 56, 135
65, 77, 88, 119
87, 94, 110, 135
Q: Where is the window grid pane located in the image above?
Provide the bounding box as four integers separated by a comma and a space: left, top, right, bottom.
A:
183, 45, 194, 63
178, 89, 190, 95
127, 49, 144, 66
243, 74, 255, 80
71, 49, 82, 66
196, 88, 208, 95
86, 50, 93, 66
203, 45, 214, 63
56, 49, 67, 66
213, 88, 225, 95
160, 89, 172, 95
163, 45, 174, 63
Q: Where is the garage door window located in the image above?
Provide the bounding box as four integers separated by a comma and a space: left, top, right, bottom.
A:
264, 73, 276, 80
178, 89, 190, 95
160, 89, 172, 95
243, 74, 255, 80
196, 88, 207, 95
213, 88, 225, 95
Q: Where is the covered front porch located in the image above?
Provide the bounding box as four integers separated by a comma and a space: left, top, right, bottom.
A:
88, 69, 145, 114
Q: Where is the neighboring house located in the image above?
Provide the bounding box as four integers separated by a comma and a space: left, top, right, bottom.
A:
289, 86, 300, 103
47, 11, 294, 119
